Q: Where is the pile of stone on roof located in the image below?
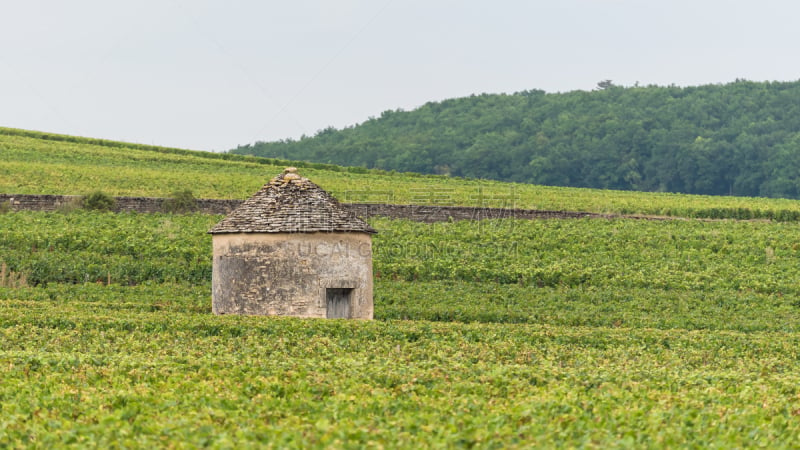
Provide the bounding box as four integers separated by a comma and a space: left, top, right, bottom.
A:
208, 167, 376, 234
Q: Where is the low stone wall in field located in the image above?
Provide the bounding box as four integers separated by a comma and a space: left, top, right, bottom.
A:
0, 194, 242, 215
341, 203, 608, 222
0, 194, 77, 212
0, 193, 615, 222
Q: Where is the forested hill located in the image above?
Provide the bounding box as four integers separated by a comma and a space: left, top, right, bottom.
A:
232, 80, 800, 199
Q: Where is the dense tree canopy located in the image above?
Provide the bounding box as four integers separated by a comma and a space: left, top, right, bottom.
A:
232, 80, 800, 199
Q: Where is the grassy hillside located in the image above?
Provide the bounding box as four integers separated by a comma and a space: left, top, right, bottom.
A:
4, 129, 800, 446
4, 126, 800, 220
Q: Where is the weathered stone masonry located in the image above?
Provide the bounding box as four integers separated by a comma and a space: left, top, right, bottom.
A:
0, 194, 242, 215
211, 232, 373, 318
208, 168, 376, 319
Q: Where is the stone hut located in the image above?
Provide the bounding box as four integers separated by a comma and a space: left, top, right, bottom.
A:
208, 168, 376, 319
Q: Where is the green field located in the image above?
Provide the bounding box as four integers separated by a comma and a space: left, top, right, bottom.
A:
3, 209, 800, 447
4, 126, 800, 220
3, 287, 799, 448
3, 129, 800, 447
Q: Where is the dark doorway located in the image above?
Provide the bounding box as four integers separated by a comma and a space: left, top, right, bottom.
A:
326, 288, 353, 318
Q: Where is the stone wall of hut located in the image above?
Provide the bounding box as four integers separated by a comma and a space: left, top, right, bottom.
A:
211, 232, 373, 319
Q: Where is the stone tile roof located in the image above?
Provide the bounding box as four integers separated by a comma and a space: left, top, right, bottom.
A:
209, 168, 377, 234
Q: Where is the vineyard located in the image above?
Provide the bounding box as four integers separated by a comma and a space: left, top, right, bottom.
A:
2, 209, 800, 446
3, 128, 800, 446
5, 126, 800, 220
4, 212, 800, 329
2, 289, 799, 448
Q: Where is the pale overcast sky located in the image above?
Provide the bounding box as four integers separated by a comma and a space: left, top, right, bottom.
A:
2, 0, 799, 152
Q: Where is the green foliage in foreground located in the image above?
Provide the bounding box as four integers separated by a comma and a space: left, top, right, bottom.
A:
2, 210, 800, 446
6, 126, 800, 220
2, 283, 800, 448
377, 281, 800, 332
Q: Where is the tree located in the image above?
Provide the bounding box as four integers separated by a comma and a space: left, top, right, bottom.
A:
596, 79, 616, 90
230, 80, 800, 199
